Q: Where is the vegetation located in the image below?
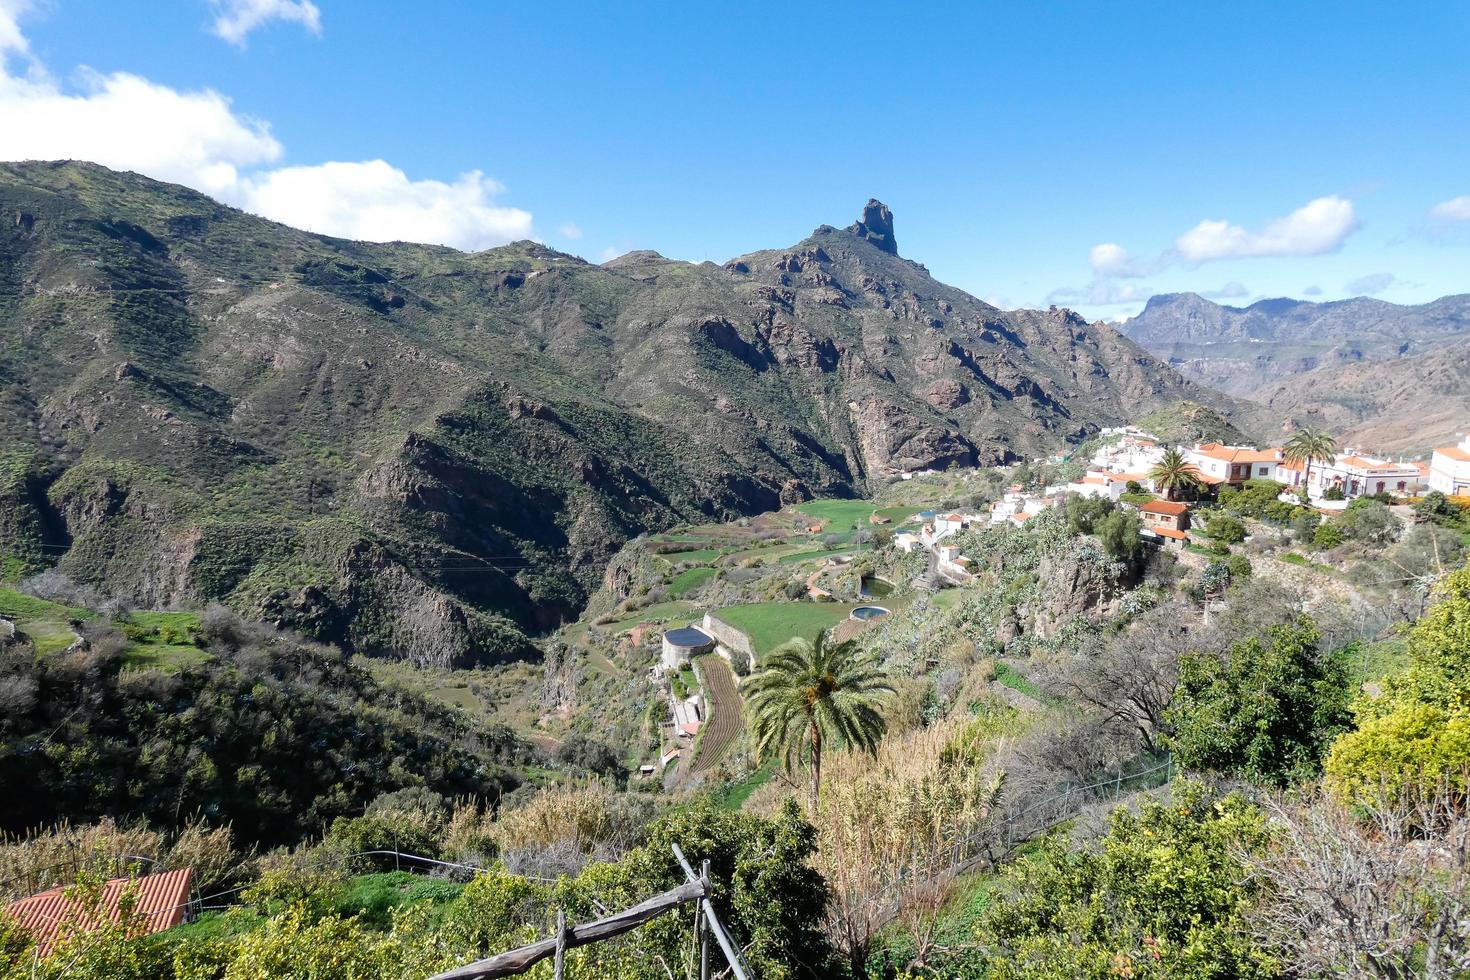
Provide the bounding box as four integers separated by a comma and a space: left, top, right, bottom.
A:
745, 632, 893, 807
1283, 427, 1337, 494
1148, 447, 1203, 501
1166, 619, 1353, 784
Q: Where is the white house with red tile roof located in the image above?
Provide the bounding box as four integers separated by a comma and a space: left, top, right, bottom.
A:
1184, 443, 1283, 484
1065, 470, 1133, 501
1280, 450, 1427, 500
1429, 435, 1470, 495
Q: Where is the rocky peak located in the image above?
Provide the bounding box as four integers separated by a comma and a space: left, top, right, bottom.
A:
847, 198, 898, 256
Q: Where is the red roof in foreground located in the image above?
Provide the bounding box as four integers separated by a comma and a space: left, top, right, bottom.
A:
1151, 527, 1189, 540
1140, 499, 1189, 516
4, 868, 192, 958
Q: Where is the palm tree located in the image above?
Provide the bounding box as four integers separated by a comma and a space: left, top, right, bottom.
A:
1149, 447, 1203, 501
1283, 428, 1337, 498
744, 630, 893, 809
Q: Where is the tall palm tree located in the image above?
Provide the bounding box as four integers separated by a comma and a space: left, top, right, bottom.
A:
744, 630, 893, 809
1283, 428, 1337, 497
1149, 447, 1203, 501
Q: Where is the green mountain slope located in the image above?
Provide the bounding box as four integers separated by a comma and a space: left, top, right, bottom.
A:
0, 166, 1261, 663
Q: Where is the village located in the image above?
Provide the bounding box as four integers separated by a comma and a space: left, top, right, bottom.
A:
634, 426, 1470, 784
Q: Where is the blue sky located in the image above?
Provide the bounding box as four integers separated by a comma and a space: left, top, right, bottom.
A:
2, 1, 1467, 320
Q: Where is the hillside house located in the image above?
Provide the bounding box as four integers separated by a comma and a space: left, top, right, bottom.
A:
1137, 498, 1190, 545
1066, 470, 1132, 501
935, 543, 975, 582
1280, 451, 1426, 500
1429, 435, 1470, 495
1185, 443, 1282, 485
893, 530, 921, 552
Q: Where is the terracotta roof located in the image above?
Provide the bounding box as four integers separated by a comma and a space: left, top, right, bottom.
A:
1435, 446, 1470, 463
5, 868, 192, 958
1415, 461, 1432, 475
940, 513, 963, 521
1011, 512, 1032, 523
1081, 475, 1107, 485
1140, 499, 1189, 516
1192, 443, 1280, 464
678, 722, 702, 737
1152, 527, 1189, 540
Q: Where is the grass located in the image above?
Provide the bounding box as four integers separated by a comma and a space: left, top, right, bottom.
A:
662, 547, 727, 564
0, 586, 90, 655
608, 600, 698, 633
669, 565, 716, 596
121, 644, 212, 672
993, 661, 1044, 701
119, 609, 209, 672
932, 589, 966, 611
1277, 552, 1336, 573
710, 765, 775, 811
711, 601, 861, 656
794, 499, 877, 531
874, 505, 922, 524
776, 547, 857, 565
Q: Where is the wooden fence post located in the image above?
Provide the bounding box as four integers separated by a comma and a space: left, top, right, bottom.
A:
699, 860, 710, 980
553, 908, 568, 980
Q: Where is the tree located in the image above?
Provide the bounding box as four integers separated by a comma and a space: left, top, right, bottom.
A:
1337, 498, 1400, 546
1249, 788, 1470, 979
1284, 427, 1337, 495
1325, 566, 1470, 808
970, 781, 1275, 980
1149, 447, 1203, 501
1166, 618, 1354, 784
744, 631, 894, 808
1094, 509, 1141, 561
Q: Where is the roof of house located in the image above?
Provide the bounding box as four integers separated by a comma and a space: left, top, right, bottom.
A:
5, 868, 192, 958
940, 512, 963, 521
1140, 499, 1189, 516
678, 722, 702, 737
1192, 443, 1281, 464
1011, 512, 1032, 523
1151, 527, 1189, 540
1435, 446, 1470, 463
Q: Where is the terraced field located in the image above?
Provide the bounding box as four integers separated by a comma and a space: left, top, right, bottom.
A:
689, 655, 743, 777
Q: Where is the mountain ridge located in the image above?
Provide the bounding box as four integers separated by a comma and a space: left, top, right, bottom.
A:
0, 161, 1266, 664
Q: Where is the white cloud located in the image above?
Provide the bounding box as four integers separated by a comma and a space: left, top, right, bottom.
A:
211, 0, 321, 47
0, 0, 33, 57
1201, 281, 1249, 300
557, 222, 583, 240
1303, 285, 1323, 296
598, 246, 623, 262
1344, 272, 1395, 296
1089, 242, 1143, 278
1047, 280, 1153, 307
239, 162, 531, 248
1429, 195, 1470, 222
0, 6, 535, 251
1175, 195, 1358, 263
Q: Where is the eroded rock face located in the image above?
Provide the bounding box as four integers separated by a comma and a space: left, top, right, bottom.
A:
847, 198, 898, 255
852, 399, 978, 472
924, 378, 970, 409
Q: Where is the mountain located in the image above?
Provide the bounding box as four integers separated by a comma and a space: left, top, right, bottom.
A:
1256, 336, 1470, 453
0, 164, 1262, 665
1121, 292, 1470, 397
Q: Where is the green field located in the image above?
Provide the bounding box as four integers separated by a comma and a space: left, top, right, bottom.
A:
610, 600, 700, 633
0, 587, 90, 655
794, 499, 878, 531
662, 547, 726, 564
932, 589, 967, 611
669, 566, 717, 596
711, 601, 863, 656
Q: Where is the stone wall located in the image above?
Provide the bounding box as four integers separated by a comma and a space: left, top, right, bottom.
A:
702, 612, 756, 661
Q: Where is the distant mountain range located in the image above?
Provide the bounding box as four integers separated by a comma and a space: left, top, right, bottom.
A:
0, 163, 1261, 663
1122, 292, 1470, 452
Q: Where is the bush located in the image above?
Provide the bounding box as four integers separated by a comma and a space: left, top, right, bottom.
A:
1094, 510, 1141, 561
1166, 618, 1353, 784
1325, 566, 1470, 808
1336, 499, 1400, 545
1313, 523, 1344, 550
554, 734, 624, 778
1206, 514, 1247, 543
1323, 485, 1345, 501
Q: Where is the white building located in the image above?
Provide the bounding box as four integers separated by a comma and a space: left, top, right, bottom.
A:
935, 543, 975, 582
1279, 451, 1427, 500
892, 530, 921, 552
1429, 435, 1470, 495
1065, 470, 1133, 501
1184, 443, 1282, 485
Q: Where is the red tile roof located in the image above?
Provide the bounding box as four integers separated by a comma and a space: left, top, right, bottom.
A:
4, 868, 192, 958
1140, 499, 1189, 516
1192, 443, 1281, 464
1435, 446, 1470, 463
1152, 527, 1189, 540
